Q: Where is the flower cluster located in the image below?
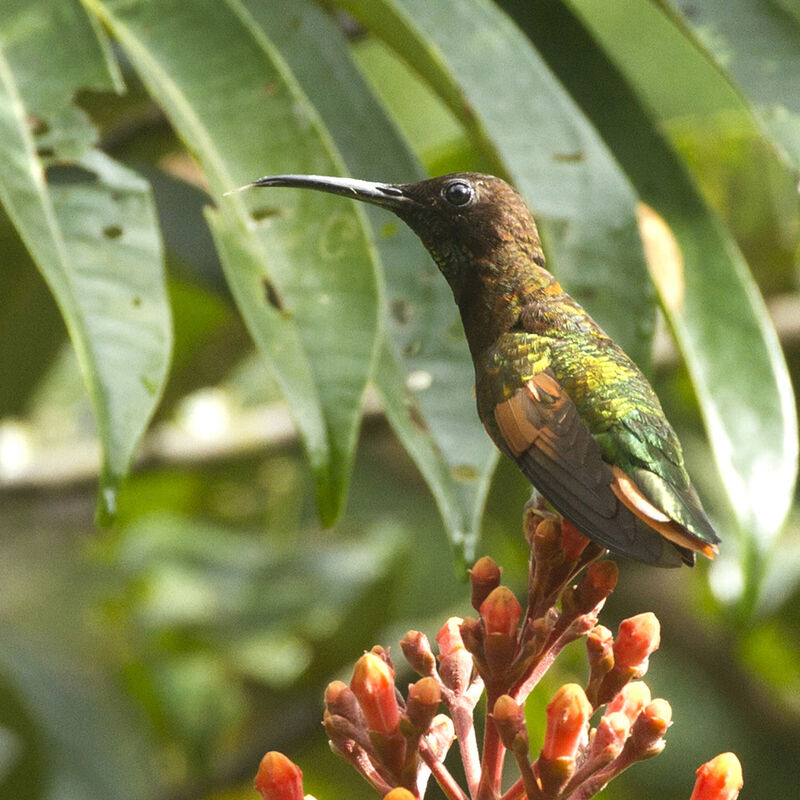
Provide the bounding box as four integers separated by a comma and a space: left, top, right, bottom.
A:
254, 510, 743, 800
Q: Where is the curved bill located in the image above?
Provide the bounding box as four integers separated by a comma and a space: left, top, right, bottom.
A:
225, 173, 411, 210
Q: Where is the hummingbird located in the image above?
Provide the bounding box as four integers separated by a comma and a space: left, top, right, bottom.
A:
232, 172, 720, 567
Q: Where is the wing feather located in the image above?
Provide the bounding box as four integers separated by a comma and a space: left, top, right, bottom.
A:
491, 372, 693, 566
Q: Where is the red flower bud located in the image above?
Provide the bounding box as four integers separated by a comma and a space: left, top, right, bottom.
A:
560, 519, 590, 560
690, 753, 743, 800
542, 683, 592, 760
606, 681, 651, 725
350, 652, 400, 734
470, 555, 502, 609
480, 586, 523, 638
255, 752, 304, 800
614, 613, 660, 673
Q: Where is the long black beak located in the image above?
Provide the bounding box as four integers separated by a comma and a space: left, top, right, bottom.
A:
226, 173, 412, 210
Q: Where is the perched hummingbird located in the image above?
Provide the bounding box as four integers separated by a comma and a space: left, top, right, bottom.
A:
233, 172, 720, 567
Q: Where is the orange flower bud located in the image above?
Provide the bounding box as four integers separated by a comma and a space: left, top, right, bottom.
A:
408, 675, 441, 708
533, 516, 562, 559
470, 555, 502, 610
437, 617, 475, 692
591, 711, 630, 760
436, 617, 466, 657
642, 698, 672, 733
400, 630, 436, 676
324, 680, 360, 722
690, 753, 743, 800
560, 519, 590, 560
542, 683, 592, 760
492, 694, 528, 753
384, 789, 417, 800
628, 698, 672, 760
350, 652, 400, 734
255, 752, 304, 800
577, 561, 619, 610
614, 613, 660, 673
406, 677, 441, 731
606, 681, 651, 725
480, 586, 523, 638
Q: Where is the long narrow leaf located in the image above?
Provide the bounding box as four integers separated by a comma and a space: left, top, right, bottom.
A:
659, 0, 800, 170
0, 0, 171, 520
83, 0, 381, 524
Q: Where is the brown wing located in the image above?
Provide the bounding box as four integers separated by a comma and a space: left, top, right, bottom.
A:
491, 372, 691, 566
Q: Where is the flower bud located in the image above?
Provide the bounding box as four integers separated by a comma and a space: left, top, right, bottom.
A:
606, 681, 651, 725
614, 613, 660, 673
533, 517, 562, 562
480, 586, 523, 638
350, 652, 400, 734
255, 752, 304, 800
576, 560, 619, 612
492, 694, 528, 754
586, 625, 615, 704
560, 519, 590, 560
690, 753, 743, 800
384, 789, 417, 800
470, 555, 502, 610
400, 630, 436, 676
427, 714, 456, 761
628, 698, 672, 760
436, 617, 466, 657
541, 683, 592, 761
437, 617, 475, 693
591, 711, 630, 762
324, 680, 361, 723
406, 677, 441, 731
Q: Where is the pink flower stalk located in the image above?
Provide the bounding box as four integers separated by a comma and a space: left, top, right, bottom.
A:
690, 753, 743, 800
542, 683, 593, 760
254, 752, 304, 800
350, 652, 400, 734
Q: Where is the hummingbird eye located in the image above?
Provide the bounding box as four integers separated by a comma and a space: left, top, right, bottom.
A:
442, 180, 474, 207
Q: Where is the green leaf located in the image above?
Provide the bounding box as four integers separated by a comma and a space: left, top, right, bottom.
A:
659, 0, 800, 170
532, 1, 797, 594
0, 0, 171, 521
256, 0, 494, 552
335, 0, 656, 366
83, 0, 381, 524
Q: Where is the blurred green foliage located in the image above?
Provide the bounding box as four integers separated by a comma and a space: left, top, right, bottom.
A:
1, 2, 799, 799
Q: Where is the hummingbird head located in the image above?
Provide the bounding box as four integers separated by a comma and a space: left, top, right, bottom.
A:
231, 172, 546, 304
